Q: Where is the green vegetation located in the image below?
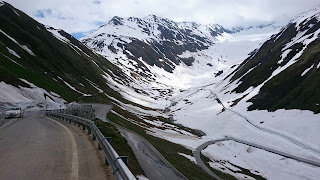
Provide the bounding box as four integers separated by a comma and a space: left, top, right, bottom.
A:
107, 110, 236, 180
200, 154, 237, 180
0, 2, 122, 103
94, 119, 145, 177
229, 18, 320, 113
200, 154, 265, 180
248, 38, 320, 113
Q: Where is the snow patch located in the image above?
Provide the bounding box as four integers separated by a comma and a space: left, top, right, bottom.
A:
6, 47, 20, 58
12, 8, 20, 17
0, 51, 23, 67
178, 153, 196, 164
301, 64, 314, 76
0, 80, 66, 110
57, 76, 92, 96
203, 141, 320, 180
46, 27, 70, 43
277, 49, 291, 64
85, 78, 103, 93
0, 29, 35, 56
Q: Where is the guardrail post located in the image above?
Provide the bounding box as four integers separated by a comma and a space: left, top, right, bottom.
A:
44, 108, 137, 180
105, 137, 112, 143
120, 156, 129, 165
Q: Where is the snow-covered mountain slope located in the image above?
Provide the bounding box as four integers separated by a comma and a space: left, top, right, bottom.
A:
81, 7, 320, 180
0, 2, 127, 107
153, 6, 320, 180
82, 16, 279, 77
81, 15, 228, 72
227, 5, 320, 113
0, 79, 66, 110
81, 15, 281, 109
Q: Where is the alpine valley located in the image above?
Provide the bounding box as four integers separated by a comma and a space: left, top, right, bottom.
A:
1, 1, 320, 179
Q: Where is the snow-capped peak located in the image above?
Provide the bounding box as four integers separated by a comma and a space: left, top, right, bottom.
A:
81, 14, 282, 89
108, 16, 125, 26
291, 4, 320, 25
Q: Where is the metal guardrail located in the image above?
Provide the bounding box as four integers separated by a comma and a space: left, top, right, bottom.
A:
106, 118, 188, 180
45, 110, 136, 180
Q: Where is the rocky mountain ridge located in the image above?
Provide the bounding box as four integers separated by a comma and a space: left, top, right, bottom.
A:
81, 14, 281, 76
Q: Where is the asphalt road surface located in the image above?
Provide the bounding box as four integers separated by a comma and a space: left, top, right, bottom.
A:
120, 130, 182, 180
90, 103, 184, 180
0, 110, 112, 180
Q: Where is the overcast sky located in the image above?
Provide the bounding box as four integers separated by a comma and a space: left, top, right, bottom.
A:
6, 0, 320, 38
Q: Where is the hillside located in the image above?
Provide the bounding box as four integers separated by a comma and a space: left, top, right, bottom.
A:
81, 14, 281, 109
81, 6, 320, 180
228, 6, 320, 113
0, 1, 124, 107
0, 3, 220, 179
1, 1, 320, 179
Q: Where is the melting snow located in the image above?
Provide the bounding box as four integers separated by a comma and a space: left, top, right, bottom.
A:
301, 64, 314, 76
0, 79, 66, 110
277, 49, 291, 64
46, 27, 71, 43
178, 153, 196, 164
0, 51, 23, 67
0, 29, 35, 56
6, 47, 20, 58
82, 11, 320, 179
46, 27, 91, 57
57, 76, 92, 96
85, 78, 103, 93
204, 141, 320, 180
12, 9, 20, 17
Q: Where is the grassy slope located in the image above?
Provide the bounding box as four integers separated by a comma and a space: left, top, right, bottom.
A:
229, 19, 320, 113
0, 2, 122, 103
94, 119, 146, 177
107, 105, 249, 180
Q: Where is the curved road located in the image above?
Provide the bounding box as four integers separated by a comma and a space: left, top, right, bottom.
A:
193, 137, 320, 179
90, 103, 185, 180
212, 92, 320, 156
0, 110, 111, 180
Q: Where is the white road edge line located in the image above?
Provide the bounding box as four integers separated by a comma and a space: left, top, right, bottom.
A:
43, 116, 79, 180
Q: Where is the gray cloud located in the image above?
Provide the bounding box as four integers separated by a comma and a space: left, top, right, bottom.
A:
6, 0, 320, 37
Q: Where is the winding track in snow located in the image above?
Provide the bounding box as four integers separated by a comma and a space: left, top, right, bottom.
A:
176, 87, 320, 156
179, 89, 320, 178
193, 137, 320, 179
211, 91, 320, 156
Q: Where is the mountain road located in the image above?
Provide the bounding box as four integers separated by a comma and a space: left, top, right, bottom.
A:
90, 103, 185, 180
193, 137, 320, 179
0, 110, 112, 180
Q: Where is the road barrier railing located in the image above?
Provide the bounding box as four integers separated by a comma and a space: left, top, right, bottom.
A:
45, 110, 136, 180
